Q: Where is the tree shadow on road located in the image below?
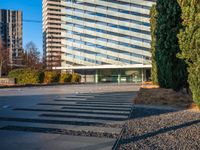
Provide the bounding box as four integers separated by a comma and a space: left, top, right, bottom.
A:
119, 119, 200, 145
129, 106, 178, 119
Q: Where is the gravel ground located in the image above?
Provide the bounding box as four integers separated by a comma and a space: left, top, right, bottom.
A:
118, 106, 200, 150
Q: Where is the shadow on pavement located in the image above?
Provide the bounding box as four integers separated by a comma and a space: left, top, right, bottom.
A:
119, 119, 200, 145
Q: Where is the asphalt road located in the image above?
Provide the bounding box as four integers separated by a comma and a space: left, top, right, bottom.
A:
0, 84, 139, 150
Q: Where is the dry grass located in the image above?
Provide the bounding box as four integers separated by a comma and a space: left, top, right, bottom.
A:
134, 83, 199, 111
141, 82, 159, 89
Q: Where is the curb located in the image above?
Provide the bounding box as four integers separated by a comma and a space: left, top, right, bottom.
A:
0, 83, 141, 89
112, 103, 135, 150
0, 83, 83, 89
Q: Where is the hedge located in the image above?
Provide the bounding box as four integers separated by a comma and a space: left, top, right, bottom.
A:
59, 73, 72, 83
43, 71, 60, 84
8, 69, 44, 84
8, 69, 82, 85
71, 73, 81, 83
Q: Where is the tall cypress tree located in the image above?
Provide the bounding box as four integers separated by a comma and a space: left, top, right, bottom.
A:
155, 0, 188, 90
150, 5, 158, 85
178, 0, 200, 106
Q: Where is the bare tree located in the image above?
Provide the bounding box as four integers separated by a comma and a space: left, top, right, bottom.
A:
23, 41, 43, 69
0, 39, 10, 77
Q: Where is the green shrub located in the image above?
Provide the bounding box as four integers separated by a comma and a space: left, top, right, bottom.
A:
38, 70, 45, 83
71, 73, 81, 83
150, 5, 158, 85
59, 73, 72, 83
187, 61, 200, 107
44, 71, 60, 84
177, 0, 200, 106
155, 0, 188, 91
8, 69, 44, 84
8, 69, 81, 85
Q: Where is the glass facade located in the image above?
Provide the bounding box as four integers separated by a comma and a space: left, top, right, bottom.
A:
76, 68, 151, 83
43, 0, 156, 82
60, 0, 155, 67
98, 69, 143, 83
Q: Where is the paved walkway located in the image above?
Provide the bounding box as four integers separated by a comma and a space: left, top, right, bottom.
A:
0, 84, 139, 150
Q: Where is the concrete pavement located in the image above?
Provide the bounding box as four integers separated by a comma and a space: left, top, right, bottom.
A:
0, 84, 139, 150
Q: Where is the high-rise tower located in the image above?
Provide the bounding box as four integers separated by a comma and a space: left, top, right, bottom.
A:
0, 9, 23, 69
43, 0, 156, 83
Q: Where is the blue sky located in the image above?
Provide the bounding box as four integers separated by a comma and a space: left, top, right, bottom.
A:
0, 0, 43, 54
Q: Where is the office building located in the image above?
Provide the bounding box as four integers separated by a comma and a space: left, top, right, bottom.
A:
0, 9, 23, 69
43, 0, 155, 83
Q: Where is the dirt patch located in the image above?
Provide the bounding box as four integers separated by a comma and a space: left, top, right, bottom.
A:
134, 84, 199, 111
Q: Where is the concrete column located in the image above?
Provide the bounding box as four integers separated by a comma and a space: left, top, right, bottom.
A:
143, 69, 147, 82
95, 70, 98, 83
117, 70, 121, 84
142, 68, 144, 83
